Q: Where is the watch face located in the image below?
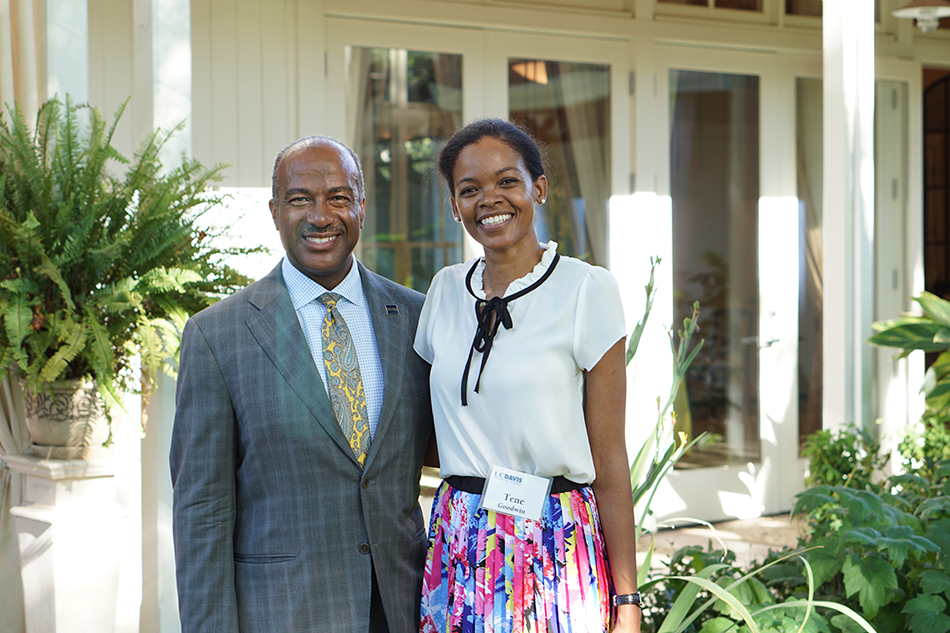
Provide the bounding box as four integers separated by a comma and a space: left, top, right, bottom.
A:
613, 592, 641, 606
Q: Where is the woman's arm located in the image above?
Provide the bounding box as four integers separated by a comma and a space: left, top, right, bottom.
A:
585, 338, 641, 633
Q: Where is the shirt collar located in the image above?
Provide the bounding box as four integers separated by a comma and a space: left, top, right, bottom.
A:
281, 256, 367, 311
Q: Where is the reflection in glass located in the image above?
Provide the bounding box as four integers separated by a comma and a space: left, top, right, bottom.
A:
669, 70, 761, 468
796, 78, 823, 447
509, 59, 611, 265
347, 48, 463, 292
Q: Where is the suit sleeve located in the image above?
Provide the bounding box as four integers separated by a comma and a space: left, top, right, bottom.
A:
169, 318, 240, 631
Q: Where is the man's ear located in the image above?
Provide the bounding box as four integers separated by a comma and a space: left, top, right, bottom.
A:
269, 199, 279, 229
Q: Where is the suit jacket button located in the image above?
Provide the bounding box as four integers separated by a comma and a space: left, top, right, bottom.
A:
359, 543, 371, 554
361, 479, 373, 489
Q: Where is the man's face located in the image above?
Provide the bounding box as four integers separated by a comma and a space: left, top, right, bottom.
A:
269, 141, 365, 289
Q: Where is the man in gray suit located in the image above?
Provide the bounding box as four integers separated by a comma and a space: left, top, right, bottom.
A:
170, 136, 433, 632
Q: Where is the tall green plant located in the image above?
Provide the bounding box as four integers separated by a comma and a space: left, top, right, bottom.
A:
625, 257, 706, 583
0, 96, 257, 437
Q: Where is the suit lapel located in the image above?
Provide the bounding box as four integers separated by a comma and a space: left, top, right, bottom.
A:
359, 263, 410, 471
244, 265, 356, 462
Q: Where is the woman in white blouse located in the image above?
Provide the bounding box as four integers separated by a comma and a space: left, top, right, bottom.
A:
414, 118, 641, 633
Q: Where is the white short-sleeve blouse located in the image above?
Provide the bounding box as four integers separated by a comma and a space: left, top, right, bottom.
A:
414, 241, 626, 484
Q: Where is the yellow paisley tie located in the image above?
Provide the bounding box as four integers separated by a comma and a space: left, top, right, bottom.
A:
318, 293, 370, 467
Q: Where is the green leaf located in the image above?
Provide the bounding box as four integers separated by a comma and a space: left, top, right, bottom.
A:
804, 548, 842, 588
34, 255, 75, 310
867, 321, 950, 352
925, 519, 950, 563
37, 318, 87, 383
903, 594, 950, 633
2, 294, 34, 353
917, 291, 950, 328
661, 573, 762, 633
698, 617, 737, 633
839, 527, 881, 548
842, 554, 897, 618
626, 256, 660, 365
920, 570, 950, 596
771, 600, 874, 633
925, 381, 950, 415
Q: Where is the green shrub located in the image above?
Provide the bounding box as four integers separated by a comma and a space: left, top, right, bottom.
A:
755, 463, 950, 633
899, 414, 950, 479
641, 460, 950, 633
800, 424, 887, 490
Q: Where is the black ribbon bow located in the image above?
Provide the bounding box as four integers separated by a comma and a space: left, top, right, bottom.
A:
460, 253, 560, 406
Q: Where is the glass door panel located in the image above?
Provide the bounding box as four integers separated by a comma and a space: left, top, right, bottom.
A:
346, 47, 463, 292
669, 70, 761, 468
509, 59, 611, 265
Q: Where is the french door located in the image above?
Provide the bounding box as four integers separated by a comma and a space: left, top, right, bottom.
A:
631, 47, 811, 523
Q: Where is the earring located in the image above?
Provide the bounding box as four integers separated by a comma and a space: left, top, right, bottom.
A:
537, 198, 546, 205
453, 213, 462, 223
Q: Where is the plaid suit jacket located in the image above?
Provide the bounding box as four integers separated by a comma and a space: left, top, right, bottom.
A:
170, 262, 433, 632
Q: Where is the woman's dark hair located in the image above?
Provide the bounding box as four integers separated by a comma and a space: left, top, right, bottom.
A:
437, 118, 545, 192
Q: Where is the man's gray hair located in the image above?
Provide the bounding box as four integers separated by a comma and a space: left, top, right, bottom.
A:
270, 135, 366, 201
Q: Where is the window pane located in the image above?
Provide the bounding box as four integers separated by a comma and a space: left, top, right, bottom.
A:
347, 48, 463, 291
786, 0, 821, 16
796, 78, 823, 446
509, 59, 611, 265
925, 73, 950, 303
669, 70, 761, 468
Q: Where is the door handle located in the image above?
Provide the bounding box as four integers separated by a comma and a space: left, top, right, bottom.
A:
741, 336, 779, 349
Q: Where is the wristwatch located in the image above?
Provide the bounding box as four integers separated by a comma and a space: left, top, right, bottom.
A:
612, 591, 642, 607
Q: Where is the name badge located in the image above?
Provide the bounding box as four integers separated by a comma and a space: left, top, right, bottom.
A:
479, 465, 552, 521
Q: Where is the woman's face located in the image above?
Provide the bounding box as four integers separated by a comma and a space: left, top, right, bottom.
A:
451, 136, 546, 257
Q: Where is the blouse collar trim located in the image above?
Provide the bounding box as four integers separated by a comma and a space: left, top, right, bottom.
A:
470, 241, 559, 299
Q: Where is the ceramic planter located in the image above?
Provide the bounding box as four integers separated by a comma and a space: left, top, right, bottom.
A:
22, 380, 112, 460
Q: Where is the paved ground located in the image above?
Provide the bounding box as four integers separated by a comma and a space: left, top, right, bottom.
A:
639, 513, 805, 573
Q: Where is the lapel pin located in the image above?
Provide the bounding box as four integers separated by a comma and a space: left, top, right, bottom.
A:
385, 304, 399, 315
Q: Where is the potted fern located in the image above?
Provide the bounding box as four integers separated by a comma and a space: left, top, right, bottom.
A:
0, 95, 254, 458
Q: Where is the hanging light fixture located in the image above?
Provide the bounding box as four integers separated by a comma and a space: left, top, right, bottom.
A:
893, 0, 950, 33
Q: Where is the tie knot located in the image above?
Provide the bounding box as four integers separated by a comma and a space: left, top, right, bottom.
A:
318, 292, 342, 310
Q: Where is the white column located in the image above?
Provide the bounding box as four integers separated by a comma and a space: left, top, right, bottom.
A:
6, 454, 126, 633
822, 0, 876, 431
141, 373, 179, 633
132, 2, 190, 630
132, 1, 190, 629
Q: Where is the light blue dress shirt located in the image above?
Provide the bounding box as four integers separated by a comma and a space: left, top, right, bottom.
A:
282, 257, 384, 436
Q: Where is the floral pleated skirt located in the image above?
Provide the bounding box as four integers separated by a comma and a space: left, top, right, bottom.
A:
420, 479, 613, 633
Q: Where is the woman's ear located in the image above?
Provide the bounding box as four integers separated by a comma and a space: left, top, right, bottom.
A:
533, 174, 548, 206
